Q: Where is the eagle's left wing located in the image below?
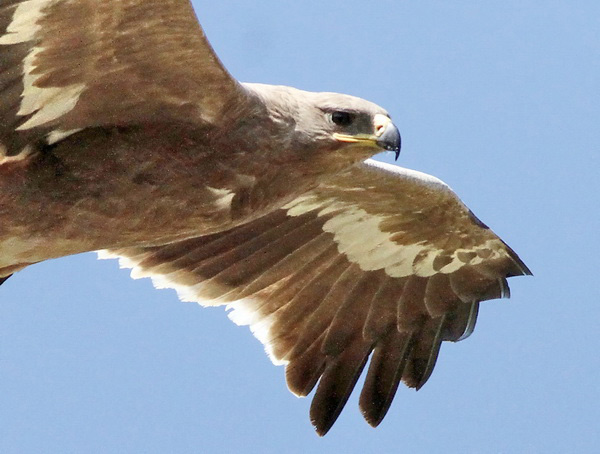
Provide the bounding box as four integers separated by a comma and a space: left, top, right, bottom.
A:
0, 0, 246, 158
100, 159, 531, 435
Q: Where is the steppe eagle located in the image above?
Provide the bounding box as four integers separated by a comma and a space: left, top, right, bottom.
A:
0, 0, 530, 435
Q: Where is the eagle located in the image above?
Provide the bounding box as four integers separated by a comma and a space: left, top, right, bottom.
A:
0, 0, 530, 435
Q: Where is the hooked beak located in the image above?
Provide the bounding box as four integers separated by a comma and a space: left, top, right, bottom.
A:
376, 116, 401, 160
333, 114, 402, 160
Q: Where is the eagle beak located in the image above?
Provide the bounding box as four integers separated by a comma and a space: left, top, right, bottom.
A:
375, 115, 401, 161
333, 114, 402, 161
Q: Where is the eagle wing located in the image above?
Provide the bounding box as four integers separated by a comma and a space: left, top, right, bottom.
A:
100, 159, 531, 435
0, 0, 244, 157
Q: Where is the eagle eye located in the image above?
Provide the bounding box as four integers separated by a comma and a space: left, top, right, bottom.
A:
331, 111, 354, 127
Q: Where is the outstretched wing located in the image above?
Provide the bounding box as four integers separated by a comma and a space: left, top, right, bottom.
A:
100, 159, 531, 435
0, 0, 245, 157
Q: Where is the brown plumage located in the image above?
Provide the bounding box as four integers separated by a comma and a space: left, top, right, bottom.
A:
0, 0, 530, 435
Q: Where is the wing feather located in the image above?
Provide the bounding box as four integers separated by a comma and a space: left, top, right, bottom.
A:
309, 336, 373, 437
397, 276, 428, 331
285, 332, 327, 397
442, 301, 480, 342
402, 315, 447, 390
360, 330, 414, 427
322, 271, 385, 356
363, 277, 405, 341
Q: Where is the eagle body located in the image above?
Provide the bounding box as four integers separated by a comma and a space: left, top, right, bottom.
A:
0, 85, 388, 272
0, 0, 530, 435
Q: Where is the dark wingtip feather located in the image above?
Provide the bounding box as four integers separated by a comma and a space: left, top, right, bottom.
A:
500, 239, 533, 277
285, 334, 327, 397
516, 255, 533, 276
414, 340, 442, 391
309, 340, 372, 436
455, 301, 480, 342
310, 360, 369, 435
359, 331, 413, 427
0, 274, 11, 286
401, 316, 446, 390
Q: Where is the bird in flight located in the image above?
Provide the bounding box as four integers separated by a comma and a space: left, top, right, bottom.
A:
0, 0, 530, 435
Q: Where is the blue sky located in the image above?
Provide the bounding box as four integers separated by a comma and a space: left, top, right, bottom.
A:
1, 1, 599, 452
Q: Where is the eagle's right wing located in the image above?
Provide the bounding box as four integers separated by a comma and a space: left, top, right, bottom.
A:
101, 159, 531, 435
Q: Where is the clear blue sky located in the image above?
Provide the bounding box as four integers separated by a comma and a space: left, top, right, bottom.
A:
1, 1, 598, 452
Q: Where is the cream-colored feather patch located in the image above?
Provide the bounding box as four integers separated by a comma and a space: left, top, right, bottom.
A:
0, 0, 56, 45
17, 48, 85, 130
284, 165, 507, 278
0, 2, 86, 130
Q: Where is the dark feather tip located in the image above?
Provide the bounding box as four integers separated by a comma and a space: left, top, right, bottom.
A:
0, 275, 12, 286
